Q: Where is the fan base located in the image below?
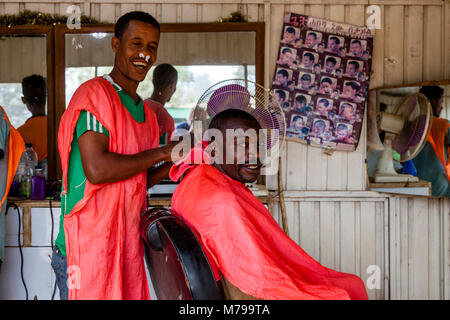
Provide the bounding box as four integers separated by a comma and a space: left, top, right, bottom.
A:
374, 173, 419, 183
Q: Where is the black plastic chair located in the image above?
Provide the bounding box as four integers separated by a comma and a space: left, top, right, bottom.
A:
140, 207, 224, 300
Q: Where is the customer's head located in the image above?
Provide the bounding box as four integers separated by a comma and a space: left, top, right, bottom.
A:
152, 63, 178, 103
419, 86, 444, 117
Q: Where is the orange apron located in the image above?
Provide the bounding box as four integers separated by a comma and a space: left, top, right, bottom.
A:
17, 116, 47, 163
58, 77, 159, 300
427, 117, 450, 180
0, 105, 25, 207
169, 145, 368, 300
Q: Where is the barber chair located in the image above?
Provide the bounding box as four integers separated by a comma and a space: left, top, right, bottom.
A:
140, 207, 224, 300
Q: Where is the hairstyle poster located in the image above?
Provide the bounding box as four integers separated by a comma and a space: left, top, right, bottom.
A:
272, 12, 374, 151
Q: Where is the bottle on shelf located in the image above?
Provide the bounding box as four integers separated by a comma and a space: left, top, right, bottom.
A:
20, 165, 32, 198
24, 143, 38, 170
30, 167, 46, 200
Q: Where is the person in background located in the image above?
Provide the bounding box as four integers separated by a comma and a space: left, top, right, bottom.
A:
17, 75, 47, 165
0, 106, 25, 272
144, 63, 178, 146
413, 86, 450, 197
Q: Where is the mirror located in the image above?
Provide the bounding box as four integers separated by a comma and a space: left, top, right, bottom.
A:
367, 80, 450, 197
0, 31, 51, 177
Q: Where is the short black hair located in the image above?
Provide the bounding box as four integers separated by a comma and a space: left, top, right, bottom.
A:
152, 63, 178, 91
285, 27, 295, 34
304, 52, 315, 61
352, 39, 362, 46
318, 98, 330, 106
326, 56, 337, 65
276, 90, 286, 100
114, 11, 160, 39
282, 47, 293, 54
314, 119, 326, 127
292, 115, 303, 122
277, 69, 289, 78
348, 60, 359, 69
301, 74, 311, 81
296, 95, 307, 104
419, 86, 444, 102
307, 32, 317, 39
329, 36, 340, 44
209, 109, 259, 131
321, 77, 332, 84
345, 81, 360, 91
22, 74, 46, 106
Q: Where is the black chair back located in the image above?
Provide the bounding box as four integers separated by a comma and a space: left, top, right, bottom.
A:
140, 207, 224, 300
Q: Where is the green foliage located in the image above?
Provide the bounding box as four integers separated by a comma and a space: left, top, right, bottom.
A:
0, 10, 101, 27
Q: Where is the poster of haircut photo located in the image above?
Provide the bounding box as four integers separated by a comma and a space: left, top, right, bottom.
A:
272, 12, 374, 151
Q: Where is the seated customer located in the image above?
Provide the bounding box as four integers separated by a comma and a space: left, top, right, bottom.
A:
17, 75, 47, 164
144, 63, 178, 145
169, 107, 368, 300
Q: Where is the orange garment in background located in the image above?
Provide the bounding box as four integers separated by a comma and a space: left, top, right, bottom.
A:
427, 116, 450, 180
170, 147, 368, 300
144, 99, 174, 143
0, 105, 25, 207
58, 77, 159, 299
17, 116, 47, 163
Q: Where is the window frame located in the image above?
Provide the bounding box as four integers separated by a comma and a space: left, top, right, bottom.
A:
0, 26, 55, 180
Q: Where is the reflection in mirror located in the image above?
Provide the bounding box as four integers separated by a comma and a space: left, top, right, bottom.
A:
379, 83, 450, 120
64, 32, 256, 128
368, 81, 450, 197
0, 34, 48, 169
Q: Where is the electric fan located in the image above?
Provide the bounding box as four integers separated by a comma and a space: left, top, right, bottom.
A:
191, 79, 286, 166
374, 93, 432, 183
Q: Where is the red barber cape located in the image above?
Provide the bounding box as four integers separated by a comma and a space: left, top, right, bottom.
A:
58, 77, 159, 299
169, 147, 368, 300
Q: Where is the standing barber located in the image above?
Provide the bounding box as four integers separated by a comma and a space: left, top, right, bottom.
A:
54, 11, 181, 300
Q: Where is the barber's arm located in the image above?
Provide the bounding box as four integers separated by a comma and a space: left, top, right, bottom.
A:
78, 130, 178, 185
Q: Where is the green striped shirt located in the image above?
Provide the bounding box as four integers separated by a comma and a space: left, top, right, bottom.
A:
55, 76, 145, 256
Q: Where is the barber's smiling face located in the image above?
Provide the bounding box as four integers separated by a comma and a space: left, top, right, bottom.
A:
112, 20, 160, 83
215, 117, 262, 183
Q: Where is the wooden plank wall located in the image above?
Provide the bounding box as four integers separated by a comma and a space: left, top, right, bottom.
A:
388, 196, 450, 300
272, 193, 450, 300
0, 0, 448, 191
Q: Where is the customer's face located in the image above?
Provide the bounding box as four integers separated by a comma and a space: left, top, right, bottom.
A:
215, 117, 262, 183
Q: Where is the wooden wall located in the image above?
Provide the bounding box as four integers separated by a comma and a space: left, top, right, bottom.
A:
1, 0, 449, 191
